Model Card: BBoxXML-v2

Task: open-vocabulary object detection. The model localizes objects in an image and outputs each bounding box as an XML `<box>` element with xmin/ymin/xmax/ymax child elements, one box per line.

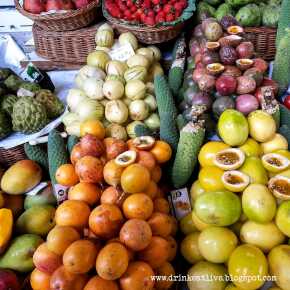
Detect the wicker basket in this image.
<box><xmin>15</xmin><ymin>0</ymin><xmax>100</xmax><ymax>31</ymax></box>
<box><xmin>0</xmin><ymin>145</ymin><xmax>27</xmax><ymax>167</ymax></box>
<box><xmin>244</xmin><ymin>27</ymin><xmax>277</xmax><ymax>61</ymax></box>
<box><xmin>33</xmin><ymin>23</ymin><xmax>99</xmax><ymax>64</ymax></box>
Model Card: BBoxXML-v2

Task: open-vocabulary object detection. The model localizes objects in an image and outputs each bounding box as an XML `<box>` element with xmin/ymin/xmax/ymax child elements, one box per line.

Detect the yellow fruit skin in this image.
<box><xmin>198</xmin><ymin>142</ymin><xmax>229</xmax><ymax>167</ymax></box>
<box><xmin>198</xmin><ymin>166</ymin><xmax>225</xmax><ymax>191</ymax></box>
<box><xmin>180</xmin><ymin>232</ymin><xmax>203</xmax><ymax>264</ymax></box>
<box><xmin>0</xmin><ymin>208</ymin><xmax>13</xmax><ymax>254</ymax></box>
<box><xmin>191</xmin><ymin>211</ymin><xmax>211</xmax><ymax>231</ymax></box>
<box><xmin>278</xmin><ymin>169</ymin><xmax>290</xmax><ymax>178</ymax></box>
<box><xmin>261</xmin><ymin>134</ymin><xmax>288</xmax><ymax>154</ymax></box>
<box><xmin>239</xmin><ymin>138</ymin><xmax>262</xmax><ymax>157</ymax></box>
<box><xmin>190</xmin><ymin>181</ymin><xmax>205</xmax><ymax>204</ymax></box>
<box><xmin>275</xmin><ymin>150</ymin><xmax>290</xmax><ymax>160</ymax></box>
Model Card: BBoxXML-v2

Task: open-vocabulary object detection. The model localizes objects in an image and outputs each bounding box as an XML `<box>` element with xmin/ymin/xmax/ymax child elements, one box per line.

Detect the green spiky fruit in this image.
<box><xmin>1</xmin><ymin>94</ymin><xmax>18</xmax><ymax>115</ymax></box>
<box><xmin>0</xmin><ymin>68</ymin><xmax>13</xmax><ymax>81</ymax></box>
<box><xmin>4</xmin><ymin>75</ymin><xmax>23</xmax><ymax>92</ymax></box>
<box><xmin>12</xmin><ymin>97</ymin><xmax>48</xmax><ymax>133</ymax></box>
<box><xmin>276</xmin><ymin>0</ymin><xmax>290</xmax><ymax>46</ymax></box>
<box><xmin>0</xmin><ymin>111</ymin><xmax>12</xmax><ymax>140</ymax></box>
<box><xmin>35</xmin><ymin>90</ymin><xmax>64</xmax><ymax>119</ymax></box>
<box><xmin>20</xmin><ymin>82</ymin><xmax>42</xmax><ymax>93</ymax></box>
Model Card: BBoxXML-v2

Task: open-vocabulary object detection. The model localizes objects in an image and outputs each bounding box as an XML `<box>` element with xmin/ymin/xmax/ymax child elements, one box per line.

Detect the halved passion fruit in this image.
<box><xmin>218</xmin><ymin>35</ymin><xmax>243</xmax><ymax>47</ymax></box>
<box><xmin>268</xmin><ymin>175</ymin><xmax>290</xmax><ymax>200</ymax></box>
<box><xmin>236</xmin><ymin>59</ymin><xmax>254</xmax><ymax>71</ymax></box>
<box><xmin>206</xmin><ymin>63</ymin><xmax>225</xmax><ymax>76</ymax></box>
<box><xmin>132</xmin><ymin>136</ymin><xmax>155</xmax><ymax>150</ymax></box>
<box><xmin>115</xmin><ymin>150</ymin><xmax>137</xmax><ymax>167</ymax></box>
<box><xmin>222</xmin><ymin>170</ymin><xmax>250</xmax><ymax>192</ymax></box>
<box><xmin>206</xmin><ymin>42</ymin><xmax>220</xmax><ymax>51</ymax></box>
<box><xmin>227</xmin><ymin>26</ymin><xmax>244</xmax><ymax>35</ymax></box>
<box><xmin>262</xmin><ymin>153</ymin><xmax>290</xmax><ymax>173</ymax></box>
<box><xmin>214</xmin><ymin>148</ymin><xmax>245</xmax><ymax>170</ymax></box>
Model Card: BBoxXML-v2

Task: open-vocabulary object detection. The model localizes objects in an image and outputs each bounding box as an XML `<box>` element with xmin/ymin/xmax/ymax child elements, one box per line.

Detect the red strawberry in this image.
<box><xmin>155</xmin><ymin>13</ymin><xmax>165</xmax><ymax>23</ymax></box>
<box><xmin>143</xmin><ymin>0</ymin><xmax>151</xmax><ymax>8</ymax></box>
<box><xmin>163</xmin><ymin>4</ymin><xmax>174</xmax><ymax>14</ymax></box>
<box><xmin>152</xmin><ymin>0</ymin><xmax>160</xmax><ymax>4</ymax></box>
<box><xmin>144</xmin><ymin>16</ymin><xmax>155</xmax><ymax>26</ymax></box>
<box><xmin>130</xmin><ymin>5</ymin><xmax>137</xmax><ymax>12</ymax></box>
<box><xmin>165</xmin><ymin>12</ymin><xmax>174</xmax><ymax>22</ymax></box>
<box><xmin>174</xmin><ymin>2</ymin><xmax>183</xmax><ymax>11</ymax></box>
<box><xmin>147</xmin><ymin>9</ymin><xmax>155</xmax><ymax>17</ymax></box>
<box><xmin>153</xmin><ymin>4</ymin><xmax>162</xmax><ymax>12</ymax></box>
<box><xmin>140</xmin><ymin>12</ymin><xmax>147</xmax><ymax>23</ymax></box>
<box><xmin>126</xmin><ymin>0</ymin><xmax>133</xmax><ymax>7</ymax></box>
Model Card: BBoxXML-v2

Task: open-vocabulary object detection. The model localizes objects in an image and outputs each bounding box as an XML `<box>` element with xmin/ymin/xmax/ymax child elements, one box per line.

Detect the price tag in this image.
<box><xmin>109</xmin><ymin>43</ymin><xmax>135</xmax><ymax>62</ymax></box>
<box><xmin>168</xmin><ymin>188</ymin><xmax>192</xmax><ymax>220</ymax></box>
<box><xmin>53</xmin><ymin>184</ymin><xmax>69</xmax><ymax>204</ymax></box>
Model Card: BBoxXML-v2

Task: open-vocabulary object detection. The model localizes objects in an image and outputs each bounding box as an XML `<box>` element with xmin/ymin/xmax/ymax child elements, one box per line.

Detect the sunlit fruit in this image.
<box><xmin>262</xmin><ymin>153</ymin><xmax>289</xmax><ymax>173</ymax></box>
<box><xmin>261</xmin><ymin>133</ymin><xmax>288</xmax><ymax>154</ymax></box>
<box><xmin>68</xmin><ymin>182</ymin><xmax>101</xmax><ymax>206</ymax></box>
<box><xmin>89</xmin><ymin>204</ymin><xmax>124</xmax><ymax>239</ymax></box>
<box><xmin>181</xmin><ymin>232</ymin><xmax>203</xmax><ymax>264</ymax></box>
<box><xmin>84</xmin><ymin>276</ymin><xmax>119</xmax><ymax>290</ymax></box>
<box><xmin>240</xmin><ymin>221</ymin><xmax>285</xmax><ymax>252</ymax></box>
<box><xmin>148</xmin><ymin>212</ymin><xmax>172</xmax><ymax>238</ymax></box>
<box><xmin>115</xmin><ymin>150</ymin><xmax>137</xmax><ymax>167</ymax></box>
<box><xmin>214</xmin><ymin>148</ymin><xmax>245</xmax><ymax>170</ymax></box>
<box><xmin>190</xmin><ymin>180</ymin><xmax>205</xmax><ymax>204</ymax></box>
<box><xmin>198</xmin><ymin>226</ymin><xmax>238</xmax><ymax>263</ymax></box>
<box><xmin>154</xmin><ymin>262</ymin><xmax>175</xmax><ymax>289</ymax></box>
<box><xmin>242</xmin><ymin>184</ymin><xmax>276</xmax><ymax>223</ymax></box>
<box><xmin>96</xmin><ymin>242</ymin><xmax>129</xmax><ymax>280</ymax></box>
<box><xmin>222</xmin><ymin>170</ymin><xmax>250</xmax><ymax>192</ymax></box>
<box><xmin>198</xmin><ymin>166</ymin><xmax>225</xmax><ymax>191</ymax></box>
<box><xmin>55</xmin><ymin>164</ymin><xmax>79</xmax><ymax>187</ymax></box>
<box><xmin>268</xmin><ymin>175</ymin><xmax>290</xmax><ymax>200</ymax></box>
<box><xmin>63</xmin><ymin>240</ymin><xmax>99</xmax><ymax>274</ymax></box>
<box><xmin>153</xmin><ymin>198</ymin><xmax>170</xmax><ymax>214</ymax></box>
<box><xmin>119</xmin><ymin>219</ymin><xmax>152</xmax><ymax>251</ymax></box>
<box><xmin>150</xmin><ymin>141</ymin><xmax>172</xmax><ymax>164</ymax></box>
<box><xmin>198</xmin><ymin>141</ymin><xmax>230</xmax><ymax>167</ymax></box>
<box><xmin>133</xmin><ymin>136</ymin><xmax>155</xmax><ymax>150</ymax></box>
<box><xmin>121</xmin><ymin>164</ymin><xmax>150</xmax><ymax>193</ymax></box>
<box><xmin>239</xmin><ymin>138</ymin><xmax>262</xmax><ymax>157</ymax></box>
<box><xmin>30</xmin><ymin>268</ymin><xmax>51</xmax><ymax>290</ymax></box>
<box><xmin>80</xmin><ymin>119</ymin><xmax>105</xmax><ymax>139</ymax></box>
<box><xmin>180</xmin><ymin>213</ymin><xmax>197</xmax><ymax>235</ymax></box>
<box><xmin>275</xmin><ymin>149</ymin><xmax>290</xmax><ymax>160</ymax></box>
<box><xmin>55</xmin><ymin>200</ymin><xmax>90</xmax><ymax>229</ymax></box>
<box><xmin>103</xmin><ymin>160</ymin><xmax>124</xmax><ymax>186</ymax></box>
<box><xmin>275</xmin><ymin>201</ymin><xmax>290</xmax><ymax>237</ymax></box>
<box><xmin>228</xmin><ymin>244</ymin><xmax>268</xmax><ymax>290</ymax></box>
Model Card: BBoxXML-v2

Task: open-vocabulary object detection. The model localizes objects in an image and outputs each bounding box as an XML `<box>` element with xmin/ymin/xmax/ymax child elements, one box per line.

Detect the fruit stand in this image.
<box><xmin>0</xmin><ymin>0</ymin><xmax>290</xmax><ymax>290</ymax></box>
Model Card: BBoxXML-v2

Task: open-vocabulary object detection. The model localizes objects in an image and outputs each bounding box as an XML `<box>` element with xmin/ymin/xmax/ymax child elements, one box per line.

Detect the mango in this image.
<box><xmin>0</xmin><ymin>208</ymin><xmax>13</xmax><ymax>254</ymax></box>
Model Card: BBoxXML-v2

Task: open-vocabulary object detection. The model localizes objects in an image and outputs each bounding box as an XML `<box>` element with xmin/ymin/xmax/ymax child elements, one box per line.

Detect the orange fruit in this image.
<box><xmin>30</xmin><ymin>268</ymin><xmax>51</xmax><ymax>290</ymax></box>
<box><xmin>55</xmin><ymin>200</ymin><xmax>90</xmax><ymax>229</ymax></box>
<box><xmin>104</xmin><ymin>137</ymin><xmax>128</xmax><ymax>160</ymax></box>
<box><xmin>63</xmin><ymin>240</ymin><xmax>99</xmax><ymax>274</ymax></box>
<box><xmin>169</xmin><ymin>216</ymin><xmax>178</xmax><ymax>236</ymax></box>
<box><xmin>89</xmin><ymin>204</ymin><xmax>124</xmax><ymax>239</ymax></box>
<box><xmin>151</xmin><ymin>166</ymin><xmax>162</xmax><ymax>183</ymax></box>
<box><xmin>138</xmin><ymin>236</ymin><xmax>170</xmax><ymax>269</ymax></box>
<box><xmin>68</xmin><ymin>182</ymin><xmax>101</xmax><ymax>206</ymax></box>
<box><xmin>123</xmin><ymin>193</ymin><xmax>153</xmax><ymax>220</ymax></box>
<box><xmin>144</xmin><ymin>180</ymin><xmax>158</xmax><ymax>199</ymax></box>
<box><xmin>121</xmin><ymin>164</ymin><xmax>150</xmax><ymax>194</ymax></box>
<box><xmin>155</xmin><ymin>262</ymin><xmax>175</xmax><ymax>289</ymax></box>
<box><xmin>100</xmin><ymin>186</ymin><xmax>128</xmax><ymax>207</ymax></box>
<box><xmin>166</xmin><ymin>236</ymin><xmax>177</xmax><ymax>261</ymax></box>
<box><xmin>80</xmin><ymin>120</ymin><xmax>105</xmax><ymax>139</ymax></box>
<box><xmin>47</xmin><ymin>226</ymin><xmax>80</xmax><ymax>255</ymax></box>
<box><xmin>103</xmin><ymin>160</ymin><xmax>124</xmax><ymax>187</ymax></box>
<box><xmin>55</xmin><ymin>164</ymin><xmax>79</xmax><ymax>187</ymax></box>
<box><xmin>127</xmin><ymin>139</ymin><xmax>139</xmax><ymax>152</ymax></box>
<box><xmin>153</xmin><ymin>198</ymin><xmax>170</xmax><ymax>214</ymax></box>
<box><xmin>137</xmin><ymin>151</ymin><xmax>156</xmax><ymax>170</ymax></box>
<box><xmin>120</xmin><ymin>261</ymin><xmax>154</xmax><ymax>290</ymax></box>
<box><xmin>150</xmin><ymin>141</ymin><xmax>172</xmax><ymax>164</ymax></box>
<box><xmin>148</xmin><ymin>212</ymin><xmax>172</xmax><ymax>238</ymax></box>
<box><xmin>70</xmin><ymin>143</ymin><xmax>85</xmax><ymax>166</ymax></box>
<box><xmin>84</xmin><ymin>276</ymin><xmax>119</xmax><ymax>290</ymax></box>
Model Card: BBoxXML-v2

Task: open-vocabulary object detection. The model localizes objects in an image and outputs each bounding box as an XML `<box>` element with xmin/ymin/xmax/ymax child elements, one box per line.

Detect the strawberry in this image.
<box><xmin>152</xmin><ymin>0</ymin><xmax>160</xmax><ymax>4</ymax></box>
<box><xmin>144</xmin><ymin>16</ymin><xmax>155</xmax><ymax>26</ymax></box>
<box><xmin>155</xmin><ymin>13</ymin><xmax>165</xmax><ymax>23</ymax></box>
<box><xmin>163</xmin><ymin>4</ymin><xmax>174</xmax><ymax>14</ymax></box>
<box><xmin>119</xmin><ymin>3</ymin><xmax>127</xmax><ymax>11</ymax></box>
<box><xmin>130</xmin><ymin>5</ymin><xmax>137</xmax><ymax>12</ymax></box>
<box><xmin>140</xmin><ymin>12</ymin><xmax>147</xmax><ymax>23</ymax></box>
<box><xmin>165</xmin><ymin>12</ymin><xmax>174</xmax><ymax>22</ymax></box>
<box><xmin>174</xmin><ymin>2</ymin><xmax>183</xmax><ymax>11</ymax></box>
<box><xmin>153</xmin><ymin>4</ymin><xmax>162</xmax><ymax>13</ymax></box>
<box><xmin>143</xmin><ymin>0</ymin><xmax>151</xmax><ymax>8</ymax></box>
<box><xmin>126</xmin><ymin>0</ymin><xmax>133</xmax><ymax>7</ymax></box>
<box><xmin>147</xmin><ymin>9</ymin><xmax>155</xmax><ymax>17</ymax></box>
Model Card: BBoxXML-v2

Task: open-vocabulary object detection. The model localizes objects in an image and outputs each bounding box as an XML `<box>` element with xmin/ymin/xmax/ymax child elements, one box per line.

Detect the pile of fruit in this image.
<box><xmin>0</xmin><ymin>69</ymin><xmax>64</xmax><ymax>139</ymax></box>
<box><xmin>105</xmin><ymin>0</ymin><xmax>188</xmax><ymax>25</ymax></box>
<box><xmin>197</xmin><ymin>0</ymin><xmax>282</xmax><ymax>28</ymax></box>
<box><xmin>179</xmin><ymin>108</ymin><xmax>290</xmax><ymax>290</ymax></box>
<box><xmin>23</xmin><ymin>0</ymin><xmax>95</xmax><ymax>14</ymax></box>
<box><xmin>63</xmin><ymin>23</ymin><xmax>163</xmax><ymax>140</ymax></box>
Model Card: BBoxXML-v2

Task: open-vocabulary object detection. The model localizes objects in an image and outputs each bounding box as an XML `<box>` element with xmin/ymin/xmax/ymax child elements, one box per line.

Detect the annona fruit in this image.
<box><xmin>0</xmin><ymin>111</ymin><xmax>12</xmax><ymax>140</ymax></box>
<box><xmin>19</xmin><ymin>82</ymin><xmax>41</xmax><ymax>94</ymax></box>
<box><xmin>218</xmin><ymin>109</ymin><xmax>249</xmax><ymax>146</ymax></box>
<box><xmin>12</xmin><ymin>97</ymin><xmax>48</xmax><ymax>133</ymax></box>
<box><xmin>4</xmin><ymin>75</ymin><xmax>22</xmax><ymax>92</ymax></box>
<box><xmin>1</xmin><ymin>95</ymin><xmax>18</xmax><ymax>116</ymax></box>
<box><xmin>0</xmin><ymin>68</ymin><xmax>12</xmax><ymax>81</ymax></box>
<box><xmin>35</xmin><ymin>90</ymin><xmax>64</xmax><ymax>119</ymax></box>
<box><xmin>194</xmin><ymin>191</ymin><xmax>241</xmax><ymax>226</ymax></box>
<box><xmin>275</xmin><ymin>201</ymin><xmax>290</xmax><ymax>237</ymax></box>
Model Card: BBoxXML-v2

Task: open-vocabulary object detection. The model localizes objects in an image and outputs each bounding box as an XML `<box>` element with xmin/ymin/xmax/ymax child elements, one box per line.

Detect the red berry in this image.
<box><xmin>165</xmin><ymin>13</ymin><xmax>174</xmax><ymax>22</ymax></box>
<box><xmin>163</xmin><ymin>4</ymin><xmax>174</xmax><ymax>14</ymax></box>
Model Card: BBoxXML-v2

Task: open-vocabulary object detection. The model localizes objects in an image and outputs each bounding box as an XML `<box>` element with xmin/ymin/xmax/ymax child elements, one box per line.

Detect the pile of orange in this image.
<box><xmin>31</xmin><ymin>132</ymin><xmax>176</xmax><ymax>290</ymax></box>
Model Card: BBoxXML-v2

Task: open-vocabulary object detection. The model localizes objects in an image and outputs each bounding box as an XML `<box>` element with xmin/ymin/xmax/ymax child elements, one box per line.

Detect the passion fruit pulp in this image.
<box><xmin>206</xmin><ymin>41</ymin><xmax>220</xmax><ymax>51</ymax></box>
<box><xmin>227</xmin><ymin>25</ymin><xmax>244</xmax><ymax>35</ymax></box>
<box><xmin>115</xmin><ymin>150</ymin><xmax>137</xmax><ymax>167</ymax></box>
<box><xmin>236</xmin><ymin>59</ymin><xmax>254</xmax><ymax>71</ymax></box>
<box><xmin>268</xmin><ymin>175</ymin><xmax>290</xmax><ymax>200</ymax></box>
<box><xmin>132</xmin><ymin>136</ymin><xmax>155</xmax><ymax>150</ymax></box>
<box><xmin>214</xmin><ymin>148</ymin><xmax>245</xmax><ymax>170</ymax></box>
<box><xmin>206</xmin><ymin>63</ymin><xmax>225</xmax><ymax>76</ymax></box>
<box><xmin>222</xmin><ymin>170</ymin><xmax>250</xmax><ymax>192</ymax></box>
<box><xmin>262</xmin><ymin>153</ymin><xmax>290</xmax><ymax>173</ymax></box>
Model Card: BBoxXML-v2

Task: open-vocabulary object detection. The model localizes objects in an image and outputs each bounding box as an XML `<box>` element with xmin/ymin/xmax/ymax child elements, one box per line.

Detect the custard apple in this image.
<box><xmin>12</xmin><ymin>97</ymin><xmax>48</xmax><ymax>133</ymax></box>
<box><xmin>20</xmin><ymin>82</ymin><xmax>42</xmax><ymax>93</ymax></box>
<box><xmin>0</xmin><ymin>68</ymin><xmax>13</xmax><ymax>81</ymax></box>
<box><xmin>1</xmin><ymin>94</ymin><xmax>18</xmax><ymax>115</ymax></box>
<box><xmin>4</xmin><ymin>75</ymin><xmax>23</xmax><ymax>92</ymax></box>
<box><xmin>0</xmin><ymin>111</ymin><xmax>12</xmax><ymax>140</ymax></box>
<box><xmin>35</xmin><ymin>89</ymin><xmax>64</xmax><ymax>119</ymax></box>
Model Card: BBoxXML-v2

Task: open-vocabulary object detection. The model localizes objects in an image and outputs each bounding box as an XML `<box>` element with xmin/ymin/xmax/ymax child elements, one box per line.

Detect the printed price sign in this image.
<box><xmin>168</xmin><ymin>188</ymin><xmax>192</xmax><ymax>220</ymax></box>
<box><xmin>109</xmin><ymin>43</ymin><xmax>135</xmax><ymax>62</ymax></box>
<box><xmin>53</xmin><ymin>184</ymin><xmax>69</xmax><ymax>205</ymax></box>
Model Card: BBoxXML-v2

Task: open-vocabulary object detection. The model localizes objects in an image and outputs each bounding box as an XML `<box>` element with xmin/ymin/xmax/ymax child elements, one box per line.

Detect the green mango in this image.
<box><xmin>0</xmin><ymin>234</ymin><xmax>43</xmax><ymax>272</ymax></box>
<box><xmin>16</xmin><ymin>205</ymin><xmax>55</xmax><ymax>236</ymax></box>
<box><xmin>24</xmin><ymin>186</ymin><xmax>56</xmax><ymax>210</ymax></box>
<box><xmin>235</xmin><ymin>4</ymin><xmax>262</xmax><ymax>27</ymax></box>
<box><xmin>215</xmin><ymin>3</ymin><xmax>235</xmax><ymax>20</ymax></box>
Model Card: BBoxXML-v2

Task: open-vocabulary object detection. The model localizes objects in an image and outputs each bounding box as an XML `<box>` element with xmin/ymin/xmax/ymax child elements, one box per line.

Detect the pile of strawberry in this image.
<box><xmin>105</xmin><ymin>0</ymin><xmax>188</xmax><ymax>26</ymax></box>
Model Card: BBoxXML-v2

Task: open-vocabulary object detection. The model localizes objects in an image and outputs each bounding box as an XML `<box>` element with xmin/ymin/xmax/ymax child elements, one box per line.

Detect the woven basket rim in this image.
<box><xmin>244</xmin><ymin>26</ymin><xmax>277</xmax><ymax>33</ymax></box>
<box><xmin>15</xmin><ymin>0</ymin><xmax>100</xmax><ymax>21</ymax></box>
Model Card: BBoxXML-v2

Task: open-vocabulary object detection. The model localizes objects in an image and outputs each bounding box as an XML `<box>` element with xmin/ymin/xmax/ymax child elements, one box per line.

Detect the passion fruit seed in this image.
<box><xmin>227</xmin><ymin>26</ymin><xmax>244</xmax><ymax>35</ymax></box>
<box><xmin>262</xmin><ymin>153</ymin><xmax>290</xmax><ymax>173</ymax></box>
<box><xmin>115</xmin><ymin>150</ymin><xmax>137</xmax><ymax>167</ymax></box>
<box><xmin>132</xmin><ymin>136</ymin><xmax>155</xmax><ymax>150</ymax></box>
<box><xmin>222</xmin><ymin>170</ymin><xmax>250</xmax><ymax>192</ymax></box>
<box><xmin>206</xmin><ymin>63</ymin><xmax>225</xmax><ymax>75</ymax></box>
<box><xmin>236</xmin><ymin>59</ymin><xmax>254</xmax><ymax>70</ymax></box>
<box><xmin>268</xmin><ymin>176</ymin><xmax>290</xmax><ymax>200</ymax></box>
<box><xmin>214</xmin><ymin>148</ymin><xmax>245</xmax><ymax>170</ymax></box>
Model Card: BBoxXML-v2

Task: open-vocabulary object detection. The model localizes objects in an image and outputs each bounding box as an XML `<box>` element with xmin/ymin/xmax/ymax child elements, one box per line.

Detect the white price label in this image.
<box><xmin>109</xmin><ymin>43</ymin><xmax>135</xmax><ymax>62</ymax></box>
<box><xmin>168</xmin><ymin>188</ymin><xmax>192</xmax><ymax>220</ymax></box>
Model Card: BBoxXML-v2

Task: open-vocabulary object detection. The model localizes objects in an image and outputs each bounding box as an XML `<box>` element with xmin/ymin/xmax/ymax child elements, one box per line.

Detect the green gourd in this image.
<box><xmin>67</xmin><ymin>135</ymin><xmax>79</xmax><ymax>154</ymax></box>
<box><xmin>24</xmin><ymin>143</ymin><xmax>49</xmax><ymax>172</ymax></box>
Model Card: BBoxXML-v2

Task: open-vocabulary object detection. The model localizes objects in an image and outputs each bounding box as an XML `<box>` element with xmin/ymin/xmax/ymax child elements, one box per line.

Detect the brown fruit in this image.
<box><xmin>33</xmin><ymin>243</ymin><xmax>62</xmax><ymax>274</ymax></box>
<box><xmin>100</xmin><ymin>186</ymin><xmax>128</xmax><ymax>207</ymax></box>
<box><xmin>166</xmin><ymin>236</ymin><xmax>177</xmax><ymax>261</ymax></box>
<box><xmin>55</xmin><ymin>200</ymin><xmax>90</xmax><ymax>229</ymax></box>
<box><xmin>68</xmin><ymin>182</ymin><xmax>101</xmax><ymax>206</ymax></box>
<box><xmin>137</xmin><ymin>151</ymin><xmax>156</xmax><ymax>171</ymax></box>
<box><xmin>70</xmin><ymin>143</ymin><xmax>85</xmax><ymax>166</ymax></box>
<box><xmin>84</xmin><ymin>276</ymin><xmax>119</xmax><ymax>290</ymax></box>
<box><xmin>122</xmin><ymin>193</ymin><xmax>153</xmax><ymax>220</ymax></box>
<box><xmin>75</xmin><ymin>156</ymin><xmax>104</xmax><ymax>183</ymax></box>
<box><xmin>30</xmin><ymin>268</ymin><xmax>51</xmax><ymax>290</ymax></box>
<box><xmin>119</xmin><ymin>261</ymin><xmax>155</xmax><ymax>290</ymax></box>
<box><xmin>120</xmin><ymin>219</ymin><xmax>152</xmax><ymax>251</ymax></box>
<box><xmin>153</xmin><ymin>198</ymin><xmax>170</xmax><ymax>214</ymax></box>
<box><xmin>80</xmin><ymin>134</ymin><xmax>105</xmax><ymax>157</ymax></box>
<box><xmin>155</xmin><ymin>262</ymin><xmax>175</xmax><ymax>289</ymax></box>
<box><xmin>219</xmin><ymin>46</ymin><xmax>238</xmax><ymax>65</ymax></box>
<box><xmin>89</xmin><ymin>204</ymin><xmax>124</xmax><ymax>239</ymax></box>
<box><xmin>96</xmin><ymin>243</ymin><xmax>129</xmax><ymax>280</ymax></box>
<box><xmin>148</xmin><ymin>213</ymin><xmax>172</xmax><ymax>238</ymax></box>
<box><xmin>103</xmin><ymin>160</ymin><xmax>124</xmax><ymax>187</ymax></box>
<box><xmin>138</xmin><ymin>236</ymin><xmax>170</xmax><ymax>269</ymax></box>
<box><xmin>104</xmin><ymin>137</ymin><xmax>127</xmax><ymax>160</ymax></box>
<box><xmin>47</xmin><ymin>226</ymin><xmax>81</xmax><ymax>255</ymax></box>
<box><xmin>63</xmin><ymin>240</ymin><xmax>99</xmax><ymax>274</ymax></box>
